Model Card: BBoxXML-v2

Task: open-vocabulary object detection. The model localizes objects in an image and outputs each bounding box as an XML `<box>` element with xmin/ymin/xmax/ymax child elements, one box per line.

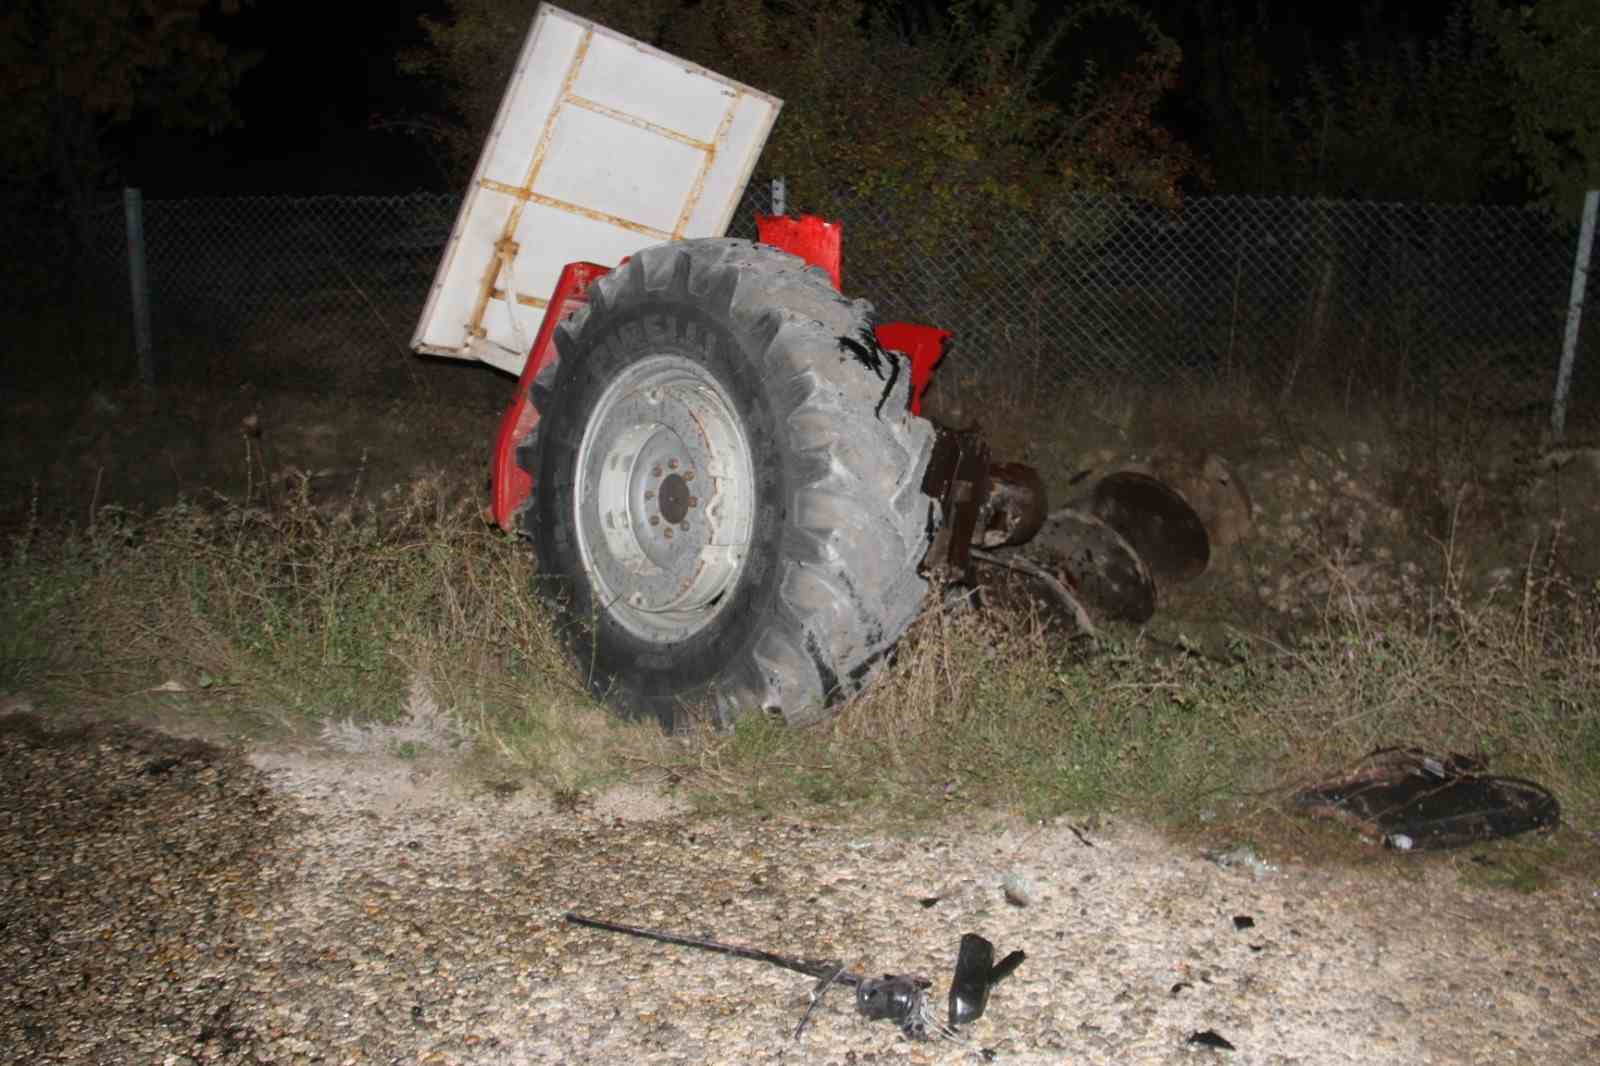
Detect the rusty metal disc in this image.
<box><xmin>1090</xmin><ymin>471</ymin><xmax>1210</xmax><ymax>585</ymax></box>
<box><xmin>1025</xmin><ymin>508</ymin><xmax>1155</xmax><ymax>623</ymax></box>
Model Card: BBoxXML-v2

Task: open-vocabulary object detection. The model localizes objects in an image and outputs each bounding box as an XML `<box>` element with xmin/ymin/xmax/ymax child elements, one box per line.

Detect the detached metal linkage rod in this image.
<box><xmin>563</xmin><ymin>911</ymin><xmax>859</xmax><ymax>985</ymax></box>
<box><xmin>563</xmin><ymin>912</ymin><xmax>942</xmax><ymax>1042</ymax></box>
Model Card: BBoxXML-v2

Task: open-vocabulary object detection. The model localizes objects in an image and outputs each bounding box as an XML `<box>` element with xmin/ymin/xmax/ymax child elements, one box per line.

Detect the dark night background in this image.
<box><xmin>121</xmin><ymin>2</ymin><xmax>450</xmax><ymax>195</ymax></box>
<box><xmin>120</xmin><ymin>0</ymin><xmax>1470</xmax><ymax>198</ymax></box>
<box><xmin>119</xmin><ymin>1</ymin><xmax>451</xmax><ymax>195</ymax></box>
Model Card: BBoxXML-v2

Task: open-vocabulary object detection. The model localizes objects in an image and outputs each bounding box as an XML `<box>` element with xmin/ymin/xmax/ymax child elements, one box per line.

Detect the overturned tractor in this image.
<box><xmin>411</xmin><ymin>4</ymin><xmax>1219</xmax><ymax>729</ymax></box>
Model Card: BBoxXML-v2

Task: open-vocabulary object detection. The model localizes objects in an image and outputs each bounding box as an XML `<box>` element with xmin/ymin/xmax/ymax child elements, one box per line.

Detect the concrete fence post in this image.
<box><xmin>124</xmin><ymin>187</ymin><xmax>156</xmax><ymax>385</ymax></box>
<box><xmin>1552</xmin><ymin>189</ymin><xmax>1599</xmax><ymax>440</ymax></box>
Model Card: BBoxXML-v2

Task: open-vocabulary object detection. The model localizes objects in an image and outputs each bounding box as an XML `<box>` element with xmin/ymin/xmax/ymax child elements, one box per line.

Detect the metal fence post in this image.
<box><xmin>1552</xmin><ymin>189</ymin><xmax>1599</xmax><ymax>440</ymax></box>
<box><xmin>771</xmin><ymin>177</ymin><xmax>786</xmax><ymax>218</ymax></box>
<box><xmin>124</xmin><ymin>187</ymin><xmax>155</xmax><ymax>385</ymax></box>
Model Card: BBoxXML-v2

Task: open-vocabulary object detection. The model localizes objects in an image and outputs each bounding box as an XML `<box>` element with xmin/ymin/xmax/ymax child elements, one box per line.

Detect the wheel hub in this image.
<box><xmin>574</xmin><ymin>356</ymin><xmax>756</xmax><ymax>642</ymax></box>
<box><xmin>657</xmin><ymin>472</ymin><xmax>691</xmax><ymax>525</ymax></box>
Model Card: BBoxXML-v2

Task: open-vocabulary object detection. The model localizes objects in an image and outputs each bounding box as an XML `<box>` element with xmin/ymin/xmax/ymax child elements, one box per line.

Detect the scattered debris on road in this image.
<box><xmin>564</xmin><ymin>912</ymin><xmax>1023</xmax><ymax>1049</ymax></box>
<box><xmin>1293</xmin><ymin>747</ymin><xmax>1561</xmax><ymax>850</ymax></box>
<box><xmin>1187</xmin><ymin>1028</ymin><xmax>1237</xmax><ymax>1051</ymax></box>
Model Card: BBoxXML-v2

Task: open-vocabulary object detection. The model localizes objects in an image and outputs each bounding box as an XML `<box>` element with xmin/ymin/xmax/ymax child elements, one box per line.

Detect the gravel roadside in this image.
<box><xmin>3</xmin><ymin>712</ymin><xmax>1598</xmax><ymax>1065</ymax></box>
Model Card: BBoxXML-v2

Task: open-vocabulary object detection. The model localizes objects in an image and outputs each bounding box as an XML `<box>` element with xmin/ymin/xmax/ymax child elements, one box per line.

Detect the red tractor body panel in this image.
<box><xmin>874</xmin><ymin>321</ymin><xmax>951</xmax><ymax>416</ymax></box>
<box><xmin>489</xmin><ymin>260</ymin><xmax>610</xmax><ymax>531</ymax></box>
<box><xmin>756</xmin><ymin>214</ymin><xmax>843</xmax><ymax>289</ymax></box>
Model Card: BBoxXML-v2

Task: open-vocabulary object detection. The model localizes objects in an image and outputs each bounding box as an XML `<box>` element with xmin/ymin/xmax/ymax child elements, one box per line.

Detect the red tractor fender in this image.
<box><xmin>489</xmin><ymin>219</ymin><xmax>950</xmax><ymax>532</ymax></box>
<box><xmin>489</xmin><ymin>260</ymin><xmax>610</xmax><ymax>531</ymax></box>
<box><xmin>874</xmin><ymin>321</ymin><xmax>951</xmax><ymax>417</ymax></box>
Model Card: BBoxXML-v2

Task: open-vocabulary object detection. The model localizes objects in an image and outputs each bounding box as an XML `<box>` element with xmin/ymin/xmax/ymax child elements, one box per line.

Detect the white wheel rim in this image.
<box><xmin>573</xmin><ymin>355</ymin><xmax>756</xmax><ymax>642</ymax></box>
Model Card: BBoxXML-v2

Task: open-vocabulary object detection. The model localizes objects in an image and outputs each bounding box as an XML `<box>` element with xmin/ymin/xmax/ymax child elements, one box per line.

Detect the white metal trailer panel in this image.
<box><xmin>410</xmin><ymin>4</ymin><xmax>782</xmax><ymax>375</ymax></box>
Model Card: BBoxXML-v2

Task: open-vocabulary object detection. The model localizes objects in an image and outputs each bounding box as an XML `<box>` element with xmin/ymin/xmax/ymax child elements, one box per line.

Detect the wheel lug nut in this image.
<box><xmin>663</xmin><ymin>527</ymin><xmax>674</xmax><ymax>539</ymax></box>
<box><xmin>652</xmin><ymin>465</ymin><xmax>663</xmax><ymax>478</ymax></box>
<box><xmin>644</xmin><ymin>489</ymin><xmax>655</xmax><ymax>500</ymax></box>
<box><xmin>688</xmin><ymin>496</ymin><xmax>699</xmax><ymax>508</ymax></box>
<box><xmin>668</xmin><ymin>458</ymin><xmax>679</xmax><ymax>470</ymax></box>
<box><xmin>683</xmin><ymin>470</ymin><xmax>694</xmax><ymax>481</ymax></box>
<box><xmin>649</xmin><ymin>515</ymin><xmax>660</xmax><ymax>527</ymax></box>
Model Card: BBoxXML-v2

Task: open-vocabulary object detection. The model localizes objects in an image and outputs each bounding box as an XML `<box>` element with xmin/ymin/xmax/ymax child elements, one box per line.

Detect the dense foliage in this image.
<box><xmin>1475</xmin><ymin>0</ymin><xmax>1600</xmax><ymax>220</ymax></box>
<box><xmin>399</xmin><ymin>0</ymin><xmax>1197</xmax><ymax>245</ymax></box>
<box><xmin>0</xmin><ymin>1</ymin><xmax>256</xmax><ymax>237</ymax></box>
<box><xmin>1178</xmin><ymin>0</ymin><xmax>1598</xmax><ymax>218</ymax></box>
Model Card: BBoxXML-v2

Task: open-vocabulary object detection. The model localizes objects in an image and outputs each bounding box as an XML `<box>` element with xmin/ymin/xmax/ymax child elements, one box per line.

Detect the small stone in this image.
<box><xmin>1002</xmin><ymin>871</ymin><xmax>1037</xmax><ymax>907</ymax></box>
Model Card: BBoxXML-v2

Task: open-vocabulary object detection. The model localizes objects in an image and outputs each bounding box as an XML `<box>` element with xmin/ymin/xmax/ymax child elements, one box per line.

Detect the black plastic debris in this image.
<box><xmin>1293</xmin><ymin>747</ymin><xmax>1560</xmax><ymax>851</ymax></box>
<box><xmin>564</xmin><ymin>912</ymin><xmax>1022</xmax><ymax>1045</ymax></box>
<box><xmin>1231</xmin><ymin>915</ymin><xmax>1254</xmax><ymax>930</ymax></box>
<box><xmin>947</xmin><ymin>933</ymin><xmax>1027</xmax><ymax>1027</ymax></box>
<box><xmin>1187</xmin><ymin>1029</ymin><xmax>1236</xmax><ymax>1051</ymax></box>
<box><xmin>854</xmin><ymin>973</ymin><xmax>931</xmax><ymax>1025</ymax></box>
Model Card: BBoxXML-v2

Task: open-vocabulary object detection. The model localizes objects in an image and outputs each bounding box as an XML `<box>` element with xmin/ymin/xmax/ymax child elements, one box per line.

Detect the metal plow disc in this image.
<box><xmin>1090</xmin><ymin>470</ymin><xmax>1211</xmax><ymax>586</ymax></box>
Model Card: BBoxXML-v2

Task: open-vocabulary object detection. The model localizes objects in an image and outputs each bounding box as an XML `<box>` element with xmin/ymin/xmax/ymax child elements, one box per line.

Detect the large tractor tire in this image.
<box><xmin>517</xmin><ymin>239</ymin><xmax>936</xmax><ymax>729</ymax></box>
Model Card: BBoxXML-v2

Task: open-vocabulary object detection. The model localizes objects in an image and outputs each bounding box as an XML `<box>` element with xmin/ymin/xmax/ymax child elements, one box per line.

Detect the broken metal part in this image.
<box><xmin>978</xmin><ymin>462</ymin><xmax>1046</xmax><ymax>548</ymax></box>
<box><xmin>794</xmin><ymin>963</ymin><xmax>848</xmax><ymax>1040</ymax></box>
<box><xmin>1292</xmin><ymin>747</ymin><xmax>1560</xmax><ymax>851</ymax></box>
<box><xmin>920</xmin><ymin>427</ymin><xmax>992</xmax><ymax>584</ymax></box>
<box><xmin>971</xmin><ymin>548</ymin><xmax>1096</xmax><ymax>636</ymax></box>
<box><xmin>564</xmin><ymin>911</ymin><xmax>857</xmax><ymax>986</ymax></box>
<box><xmin>948</xmin><ymin>934</ymin><xmax>1027</xmax><ymax>1028</ymax></box>
<box><xmin>564</xmin><ymin>912</ymin><xmax>937</xmax><ymax>1040</ymax></box>
<box><xmin>919</xmin><ymin>427</ymin><xmax>1047</xmax><ymax>582</ymax></box>
<box><xmin>856</xmin><ymin>973</ymin><xmax>931</xmax><ymax>1025</ymax></box>
<box><xmin>1090</xmin><ymin>471</ymin><xmax>1210</xmax><ymax>586</ymax></box>
<box><xmin>565</xmin><ymin>912</ymin><xmax>1018</xmax><ymax>1047</ymax></box>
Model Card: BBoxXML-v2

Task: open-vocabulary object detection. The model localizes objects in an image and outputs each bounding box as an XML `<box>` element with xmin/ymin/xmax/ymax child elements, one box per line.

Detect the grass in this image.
<box><xmin>655</xmin><ymin>547</ymin><xmax>1599</xmax><ymax>835</ymax></box>
<box><xmin>2</xmin><ymin>365</ymin><xmax>1597</xmax><ymax>884</ymax></box>
<box><xmin>0</xmin><ymin>474</ymin><xmax>670</xmax><ymax>791</ymax></box>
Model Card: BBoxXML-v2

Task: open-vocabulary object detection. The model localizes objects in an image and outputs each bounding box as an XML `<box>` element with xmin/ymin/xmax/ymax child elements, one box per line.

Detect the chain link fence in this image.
<box><xmin>820</xmin><ymin>188</ymin><xmax>1596</xmax><ymax>421</ymax></box>
<box><xmin>9</xmin><ymin>183</ymin><xmax>1595</xmax><ymax>425</ymax></box>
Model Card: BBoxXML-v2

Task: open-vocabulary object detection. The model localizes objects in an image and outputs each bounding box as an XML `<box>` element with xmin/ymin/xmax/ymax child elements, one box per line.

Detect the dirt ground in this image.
<box><xmin>0</xmin><ymin>358</ymin><xmax>505</xmax><ymax>534</ymax></box>
<box><xmin>3</xmin><ymin>702</ymin><xmax>1597</xmax><ymax>1065</ymax></box>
